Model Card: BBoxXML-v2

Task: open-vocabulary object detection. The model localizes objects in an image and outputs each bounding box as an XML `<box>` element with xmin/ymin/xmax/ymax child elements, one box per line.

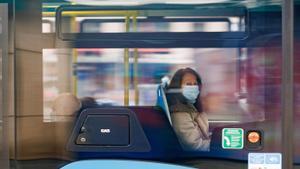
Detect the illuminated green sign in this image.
<box><xmin>222</xmin><ymin>128</ymin><xmax>244</xmax><ymax>149</ymax></box>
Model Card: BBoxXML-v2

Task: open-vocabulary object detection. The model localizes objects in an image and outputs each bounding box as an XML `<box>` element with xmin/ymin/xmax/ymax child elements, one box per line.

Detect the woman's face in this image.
<box><xmin>181</xmin><ymin>73</ymin><xmax>198</xmax><ymax>88</ymax></box>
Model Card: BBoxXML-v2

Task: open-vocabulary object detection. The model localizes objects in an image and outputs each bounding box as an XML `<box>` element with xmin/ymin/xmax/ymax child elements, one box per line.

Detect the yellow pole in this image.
<box><xmin>124</xmin><ymin>15</ymin><xmax>130</xmax><ymax>106</ymax></box>
<box><xmin>132</xmin><ymin>15</ymin><xmax>139</xmax><ymax>105</ymax></box>
<box><xmin>71</xmin><ymin>16</ymin><xmax>78</xmax><ymax>95</ymax></box>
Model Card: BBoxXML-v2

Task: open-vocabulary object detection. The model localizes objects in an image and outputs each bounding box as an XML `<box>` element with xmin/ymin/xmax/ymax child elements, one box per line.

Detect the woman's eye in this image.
<box><xmin>185</xmin><ymin>82</ymin><xmax>197</xmax><ymax>86</ymax></box>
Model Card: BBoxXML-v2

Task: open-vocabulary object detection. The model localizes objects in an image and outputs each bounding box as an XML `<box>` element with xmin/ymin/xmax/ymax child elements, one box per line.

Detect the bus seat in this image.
<box><xmin>156</xmin><ymin>83</ymin><xmax>172</xmax><ymax>126</ymax></box>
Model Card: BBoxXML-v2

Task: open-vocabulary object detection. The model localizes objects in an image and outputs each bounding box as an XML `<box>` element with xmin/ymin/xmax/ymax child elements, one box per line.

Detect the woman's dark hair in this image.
<box><xmin>166</xmin><ymin>68</ymin><xmax>203</xmax><ymax>113</ymax></box>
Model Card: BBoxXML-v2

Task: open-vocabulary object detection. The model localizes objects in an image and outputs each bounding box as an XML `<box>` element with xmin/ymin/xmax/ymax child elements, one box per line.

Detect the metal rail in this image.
<box><xmin>124</xmin><ymin>15</ymin><xmax>130</xmax><ymax>106</ymax></box>
<box><xmin>132</xmin><ymin>15</ymin><xmax>139</xmax><ymax>105</ymax></box>
<box><xmin>281</xmin><ymin>0</ymin><xmax>294</xmax><ymax>168</ymax></box>
<box><xmin>54</xmin><ymin>4</ymin><xmax>248</xmax><ymax>42</ymax></box>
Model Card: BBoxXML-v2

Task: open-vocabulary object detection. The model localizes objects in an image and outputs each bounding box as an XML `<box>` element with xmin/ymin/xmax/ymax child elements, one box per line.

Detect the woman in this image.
<box><xmin>166</xmin><ymin>68</ymin><xmax>210</xmax><ymax>151</ymax></box>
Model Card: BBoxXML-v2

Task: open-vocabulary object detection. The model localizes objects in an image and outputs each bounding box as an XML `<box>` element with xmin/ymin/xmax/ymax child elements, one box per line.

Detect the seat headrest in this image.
<box><xmin>161</xmin><ymin>76</ymin><xmax>170</xmax><ymax>88</ymax></box>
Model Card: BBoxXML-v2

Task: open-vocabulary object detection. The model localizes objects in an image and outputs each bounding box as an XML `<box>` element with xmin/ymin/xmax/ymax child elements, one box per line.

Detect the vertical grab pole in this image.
<box><xmin>124</xmin><ymin>15</ymin><xmax>130</xmax><ymax>106</ymax></box>
<box><xmin>282</xmin><ymin>0</ymin><xmax>294</xmax><ymax>168</ymax></box>
<box><xmin>71</xmin><ymin>16</ymin><xmax>78</xmax><ymax>95</ymax></box>
<box><xmin>133</xmin><ymin>14</ymin><xmax>139</xmax><ymax>105</ymax></box>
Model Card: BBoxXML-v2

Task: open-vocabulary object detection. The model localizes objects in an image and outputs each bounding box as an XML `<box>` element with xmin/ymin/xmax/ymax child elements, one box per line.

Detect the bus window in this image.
<box><xmin>8</xmin><ymin>0</ymin><xmax>296</xmax><ymax>169</ymax></box>
<box><xmin>43</xmin><ymin>47</ymin><xmax>266</xmax><ymax>127</ymax></box>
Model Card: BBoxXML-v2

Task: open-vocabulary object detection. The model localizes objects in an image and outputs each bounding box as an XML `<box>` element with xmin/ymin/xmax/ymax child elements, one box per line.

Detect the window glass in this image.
<box><xmin>294</xmin><ymin>1</ymin><xmax>300</xmax><ymax>168</ymax></box>
<box><xmin>0</xmin><ymin>17</ymin><xmax>2</xmax><ymax>34</ymax></box>
<box><xmin>43</xmin><ymin>47</ymin><xmax>267</xmax><ymax>127</ymax></box>
<box><xmin>13</xmin><ymin>1</ymin><xmax>288</xmax><ymax>168</ymax></box>
<box><xmin>42</xmin><ymin>2</ymin><xmax>246</xmax><ymax>33</ymax></box>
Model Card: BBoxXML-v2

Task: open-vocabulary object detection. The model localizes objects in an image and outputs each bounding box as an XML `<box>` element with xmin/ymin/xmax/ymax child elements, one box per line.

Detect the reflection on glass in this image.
<box><xmin>0</xmin><ymin>17</ymin><xmax>2</xmax><ymax>34</ymax></box>
<box><xmin>43</xmin><ymin>49</ymin><xmax>74</xmax><ymax>122</ymax></box>
<box><xmin>42</xmin><ymin>15</ymin><xmax>240</xmax><ymax>33</ymax></box>
<box><xmin>43</xmin><ymin>48</ymin><xmax>266</xmax><ymax>126</ymax></box>
<box><xmin>166</xmin><ymin>68</ymin><xmax>211</xmax><ymax>151</ymax></box>
<box><xmin>42</xmin><ymin>17</ymin><xmax>55</xmax><ymax>33</ymax></box>
<box><xmin>0</xmin><ymin>49</ymin><xmax>2</xmax><ymax>156</ymax></box>
<box><xmin>42</xmin><ymin>2</ymin><xmax>245</xmax><ymax>33</ymax></box>
<box><xmin>62</xmin><ymin>0</ymin><xmax>230</xmax><ymax>6</ymax></box>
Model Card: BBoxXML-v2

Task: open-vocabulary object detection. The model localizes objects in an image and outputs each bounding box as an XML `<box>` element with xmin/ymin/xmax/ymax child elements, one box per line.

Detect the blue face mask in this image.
<box><xmin>182</xmin><ymin>85</ymin><xmax>200</xmax><ymax>104</ymax></box>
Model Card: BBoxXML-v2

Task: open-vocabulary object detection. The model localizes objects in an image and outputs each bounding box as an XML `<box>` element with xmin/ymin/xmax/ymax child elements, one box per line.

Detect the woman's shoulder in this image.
<box><xmin>170</xmin><ymin>101</ymin><xmax>206</xmax><ymax>115</ymax></box>
<box><xmin>170</xmin><ymin>105</ymin><xmax>195</xmax><ymax>123</ymax></box>
<box><xmin>170</xmin><ymin>102</ymin><xmax>192</xmax><ymax>113</ymax></box>
<box><xmin>170</xmin><ymin>110</ymin><xmax>193</xmax><ymax>124</ymax></box>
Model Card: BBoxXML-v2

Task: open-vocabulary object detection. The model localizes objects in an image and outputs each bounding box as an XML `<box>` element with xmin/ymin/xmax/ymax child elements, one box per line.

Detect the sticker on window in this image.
<box><xmin>248</xmin><ymin>153</ymin><xmax>281</xmax><ymax>169</ymax></box>
<box><xmin>222</xmin><ymin>128</ymin><xmax>244</xmax><ymax>149</ymax></box>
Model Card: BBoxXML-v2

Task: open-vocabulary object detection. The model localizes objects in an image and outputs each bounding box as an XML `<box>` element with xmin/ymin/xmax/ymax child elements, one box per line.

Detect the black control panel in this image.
<box><xmin>67</xmin><ymin>108</ymin><xmax>151</xmax><ymax>152</ymax></box>
<box><xmin>76</xmin><ymin>115</ymin><xmax>129</xmax><ymax>146</ymax></box>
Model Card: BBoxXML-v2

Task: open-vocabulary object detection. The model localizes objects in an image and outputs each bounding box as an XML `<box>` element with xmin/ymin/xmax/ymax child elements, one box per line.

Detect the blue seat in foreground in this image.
<box><xmin>61</xmin><ymin>160</ymin><xmax>196</xmax><ymax>169</ymax></box>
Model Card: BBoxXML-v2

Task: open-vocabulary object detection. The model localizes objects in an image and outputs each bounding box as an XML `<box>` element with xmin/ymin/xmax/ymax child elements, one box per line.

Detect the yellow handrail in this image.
<box><xmin>43</xmin><ymin>11</ymin><xmax>138</xmax><ymax>17</ymax></box>
<box><xmin>124</xmin><ymin>15</ymin><xmax>130</xmax><ymax>106</ymax></box>
<box><xmin>71</xmin><ymin>16</ymin><xmax>78</xmax><ymax>95</ymax></box>
<box><xmin>132</xmin><ymin>14</ymin><xmax>139</xmax><ymax>105</ymax></box>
